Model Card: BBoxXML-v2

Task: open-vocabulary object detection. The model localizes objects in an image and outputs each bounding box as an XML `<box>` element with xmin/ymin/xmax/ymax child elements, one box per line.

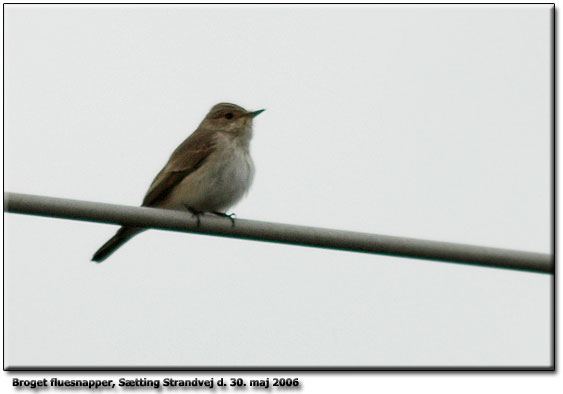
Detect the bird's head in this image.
<box><xmin>200</xmin><ymin>103</ymin><xmax>265</xmax><ymax>135</ymax></box>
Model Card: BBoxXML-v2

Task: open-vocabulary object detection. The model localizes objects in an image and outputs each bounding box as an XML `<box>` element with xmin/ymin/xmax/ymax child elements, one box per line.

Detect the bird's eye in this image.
<box><xmin>225</xmin><ymin>113</ymin><xmax>234</xmax><ymax>119</ymax></box>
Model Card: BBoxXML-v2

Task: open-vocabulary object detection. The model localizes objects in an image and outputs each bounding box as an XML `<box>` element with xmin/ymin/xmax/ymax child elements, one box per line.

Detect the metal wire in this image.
<box><xmin>4</xmin><ymin>192</ymin><xmax>553</xmax><ymax>274</ymax></box>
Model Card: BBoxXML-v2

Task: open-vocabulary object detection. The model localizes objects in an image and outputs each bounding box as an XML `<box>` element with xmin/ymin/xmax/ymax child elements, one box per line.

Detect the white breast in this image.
<box><xmin>163</xmin><ymin>135</ymin><xmax>254</xmax><ymax>213</ymax></box>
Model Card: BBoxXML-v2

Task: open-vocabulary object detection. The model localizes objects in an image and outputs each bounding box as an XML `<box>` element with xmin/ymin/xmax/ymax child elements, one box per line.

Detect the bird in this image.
<box><xmin>92</xmin><ymin>102</ymin><xmax>264</xmax><ymax>262</ymax></box>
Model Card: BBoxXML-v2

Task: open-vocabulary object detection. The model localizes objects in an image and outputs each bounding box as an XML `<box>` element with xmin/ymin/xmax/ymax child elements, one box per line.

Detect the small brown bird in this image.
<box><xmin>92</xmin><ymin>102</ymin><xmax>264</xmax><ymax>262</ymax></box>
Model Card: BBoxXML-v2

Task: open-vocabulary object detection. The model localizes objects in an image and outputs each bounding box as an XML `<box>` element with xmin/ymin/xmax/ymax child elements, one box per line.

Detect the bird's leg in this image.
<box><xmin>212</xmin><ymin>211</ymin><xmax>236</xmax><ymax>227</ymax></box>
<box><xmin>185</xmin><ymin>205</ymin><xmax>203</xmax><ymax>227</ymax></box>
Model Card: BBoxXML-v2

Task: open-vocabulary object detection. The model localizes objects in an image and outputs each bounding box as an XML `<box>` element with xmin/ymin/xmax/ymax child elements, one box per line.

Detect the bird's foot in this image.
<box><xmin>213</xmin><ymin>211</ymin><xmax>236</xmax><ymax>227</ymax></box>
<box><xmin>185</xmin><ymin>206</ymin><xmax>203</xmax><ymax>227</ymax></box>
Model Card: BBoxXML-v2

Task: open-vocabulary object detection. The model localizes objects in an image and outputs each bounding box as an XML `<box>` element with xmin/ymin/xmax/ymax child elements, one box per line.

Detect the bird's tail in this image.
<box><xmin>92</xmin><ymin>227</ymin><xmax>144</xmax><ymax>263</ymax></box>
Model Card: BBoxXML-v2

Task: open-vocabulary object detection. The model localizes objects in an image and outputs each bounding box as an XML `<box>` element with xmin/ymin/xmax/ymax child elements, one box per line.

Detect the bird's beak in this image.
<box><xmin>249</xmin><ymin>109</ymin><xmax>265</xmax><ymax>118</ymax></box>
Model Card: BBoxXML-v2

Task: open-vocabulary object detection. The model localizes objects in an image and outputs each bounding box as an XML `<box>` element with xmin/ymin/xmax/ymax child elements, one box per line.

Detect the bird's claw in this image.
<box><xmin>185</xmin><ymin>205</ymin><xmax>202</xmax><ymax>227</ymax></box>
<box><xmin>213</xmin><ymin>211</ymin><xmax>236</xmax><ymax>227</ymax></box>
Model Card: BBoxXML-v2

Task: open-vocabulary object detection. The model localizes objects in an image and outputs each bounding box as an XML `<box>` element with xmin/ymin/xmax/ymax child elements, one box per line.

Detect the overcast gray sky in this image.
<box><xmin>4</xmin><ymin>4</ymin><xmax>553</xmax><ymax>367</ymax></box>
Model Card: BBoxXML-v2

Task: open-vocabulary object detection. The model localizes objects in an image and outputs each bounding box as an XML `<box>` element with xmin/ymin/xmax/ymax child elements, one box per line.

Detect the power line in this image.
<box><xmin>4</xmin><ymin>192</ymin><xmax>553</xmax><ymax>274</ymax></box>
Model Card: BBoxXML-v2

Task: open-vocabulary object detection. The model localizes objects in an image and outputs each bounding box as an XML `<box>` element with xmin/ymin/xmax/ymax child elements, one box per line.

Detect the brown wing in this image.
<box><xmin>142</xmin><ymin>128</ymin><xmax>216</xmax><ymax>207</ymax></box>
